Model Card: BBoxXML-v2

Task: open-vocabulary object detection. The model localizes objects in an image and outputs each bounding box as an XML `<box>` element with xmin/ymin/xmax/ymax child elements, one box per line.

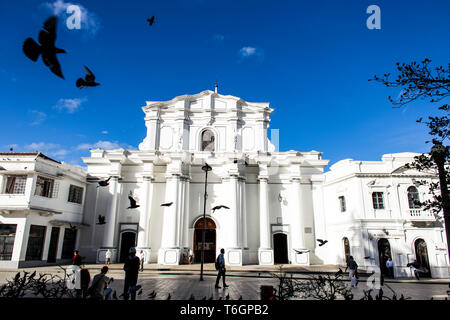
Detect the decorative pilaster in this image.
<box><xmin>258</xmin><ymin>177</ymin><xmax>274</xmax><ymax>265</ymax></box>
<box><xmin>136</xmin><ymin>176</ymin><xmax>153</xmax><ymax>263</ymax></box>
<box><xmin>290</xmin><ymin>177</ymin><xmax>309</xmax><ymax>265</ymax></box>
<box><xmin>225</xmin><ymin>175</ymin><xmax>243</xmax><ymax>265</ymax></box>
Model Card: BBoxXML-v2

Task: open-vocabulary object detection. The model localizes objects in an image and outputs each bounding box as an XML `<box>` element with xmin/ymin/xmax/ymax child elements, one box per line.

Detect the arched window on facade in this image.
<box><xmin>201</xmin><ymin>129</ymin><xmax>215</xmax><ymax>151</ymax></box>
<box><xmin>407</xmin><ymin>186</ymin><xmax>421</xmax><ymax>209</ymax></box>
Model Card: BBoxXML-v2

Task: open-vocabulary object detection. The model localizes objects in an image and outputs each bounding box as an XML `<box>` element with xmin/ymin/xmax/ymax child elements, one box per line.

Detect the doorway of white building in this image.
<box><xmin>193</xmin><ymin>218</ymin><xmax>216</xmax><ymax>263</ymax></box>
<box><xmin>343</xmin><ymin>237</ymin><xmax>351</xmax><ymax>263</ymax></box>
<box><xmin>414</xmin><ymin>239</ymin><xmax>431</xmax><ymax>278</ymax></box>
<box><xmin>119</xmin><ymin>232</ymin><xmax>136</xmax><ymax>263</ymax></box>
<box><xmin>47</xmin><ymin>227</ymin><xmax>60</xmax><ymax>263</ymax></box>
<box><xmin>377</xmin><ymin>238</ymin><xmax>392</xmax><ymax>276</ymax></box>
<box><xmin>273</xmin><ymin>233</ymin><xmax>289</xmax><ymax>264</ymax></box>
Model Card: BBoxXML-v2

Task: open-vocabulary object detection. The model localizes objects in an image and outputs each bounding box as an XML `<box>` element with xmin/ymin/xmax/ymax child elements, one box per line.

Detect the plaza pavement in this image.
<box><xmin>1</xmin><ymin>263</ymin><xmax>449</xmax><ymax>300</ymax></box>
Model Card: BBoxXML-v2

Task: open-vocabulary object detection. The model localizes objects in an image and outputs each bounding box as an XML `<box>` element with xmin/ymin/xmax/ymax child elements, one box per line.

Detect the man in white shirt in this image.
<box><xmin>138</xmin><ymin>250</ymin><xmax>146</xmax><ymax>271</ymax></box>
<box><xmin>386</xmin><ymin>257</ymin><xmax>394</xmax><ymax>278</ymax></box>
<box><xmin>105</xmin><ymin>249</ymin><xmax>112</xmax><ymax>265</ymax></box>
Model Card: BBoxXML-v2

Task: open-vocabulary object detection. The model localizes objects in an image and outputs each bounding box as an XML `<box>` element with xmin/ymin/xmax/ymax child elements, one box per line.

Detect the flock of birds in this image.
<box><xmin>22</xmin><ymin>15</ymin><xmax>155</xmax><ymax>83</ymax></box>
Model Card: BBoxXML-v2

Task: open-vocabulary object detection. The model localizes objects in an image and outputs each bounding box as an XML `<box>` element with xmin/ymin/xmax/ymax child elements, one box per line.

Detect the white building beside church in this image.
<box><xmin>0</xmin><ymin>89</ymin><xmax>449</xmax><ymax>278</ymax></box>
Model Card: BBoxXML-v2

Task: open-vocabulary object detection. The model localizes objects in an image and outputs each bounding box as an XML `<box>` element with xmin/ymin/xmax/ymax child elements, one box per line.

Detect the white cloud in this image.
<box><xmin>76</xmin><ymin>140</ymin><xmax>135</xmax><ymax>150</ymax></box>
<box><xmin>43</xmin><ymin>0</ymin><xmax>101</xmax><ymax>37</ymax></box>
<box><xmin>238</xmin><ymin>46</ymin><xmax>264</xmax><ymax>61</ymax></box>
<box><xmin>54</xmin><ymin>98</ymin><xmax>86</xmax><ymax>114</ymax></box>
<box><xmin>25</xmin><ymin>142</ymin><xmax>60</xmax><ymax>151</ymax></box>
<box><xmin>101</xmin><ymin>130</ymin><xmax>108</xmax><ymax>134</ymax></box>
<box><xmin>30</xmin><ymin>110</ymin><xmax>47</xmax><ymax>125</ymax></box>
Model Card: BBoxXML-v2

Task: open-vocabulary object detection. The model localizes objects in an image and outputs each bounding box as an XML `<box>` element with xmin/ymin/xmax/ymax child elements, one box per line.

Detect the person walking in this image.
<box><xmin>345</xmin><ymin>256</ymin><xmax>358</xmax><ymax>287</ymax></box>
<box><xmin>72</xmin><ymin>250</ymin><xmax>83</xmax><ymax>298</ymax></box>
<box><xmin>386</xmin><ymin>257</ymin><xmax>394</xmax><ymax>278</ymax></box>
<box><xmin>407</xmin><ymin>259</ymin><xmax>421</xmax><ymax>280</ymax></box>
<box><xmin>88</xmin><ymin>266</ymin><xmax>111</xmax><ymax>300</ymax></box>
<box><xmin>123</xmin><ymin>247</ymin><xmax>140</xmax><ymax>300</ymax></box>
<box><xmin>215</xmin><ymin>248</ymin><xmax>228</xmax><ymax>289</ymax></box>
<box><xmin>105</xmin><ymin>249</ymin><xmax>112</xmax><ymax>265</ymax></box>
<box><xmin>138</xmin><ymin>250</ymin><xmax>146</xmax><ymax>272</ymax></box>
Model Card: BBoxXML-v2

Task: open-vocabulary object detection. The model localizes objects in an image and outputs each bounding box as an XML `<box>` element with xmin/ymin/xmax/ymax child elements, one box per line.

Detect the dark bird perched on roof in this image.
<box><xmin>127</xmin><ymin>194</ymin><xmax>140</xmax><ymax>209</ymax></box>
<box><xmin>147</xmin><ymin>16</ymin><xmax>155</xmax><ymax>26</ymax></box>
<box><xmin>76</xmin><ymin>66</ymin><xmax>100</xmax><ymax>88</ymax></box>
<box><xmin>161</xmin><ymin>202</ymin><xmax>173</xmax><ymax>207</ymax></box>
<box><xmin>293</xmin><ymin>249</ymin><xmax>310</xmax><ymax>254</ymax></box>
<box><xmin>212</xmin><ymin>205</ymin><xmax>230</xmax><ymax>212</ymax></box>
<box><xmin>22</xmin><ymin>16</ymin><xmax>66</xmax><ymax>79</ymax></box>
<box><xmin>317</xmin><ymin>239</ymin><xmax>328</xmax><ymax>246</ymax></box>
<box><xmin>97</xmin><ymin>215</ymin><xmax>106</xmax><ymax>225</ymax></box>
<box><xmin>97</xmin><ymin>177</ymin><xmax>111</xmax><ymax>187</ymax></box>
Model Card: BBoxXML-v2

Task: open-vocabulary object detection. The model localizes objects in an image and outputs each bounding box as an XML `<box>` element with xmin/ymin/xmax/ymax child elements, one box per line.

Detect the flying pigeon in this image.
<box><xmin>127</xmin><ymin>195</ymin><xmax>140</xmax><ymax>209</ymax></box>
<box><xmin>293</xmin><ymin>249</ymin><xmax>310</xmax><ymax>254</ymax></box>
<box><xmin>212</xmin><ymin>205</ymin><xmax>230</xmax><ymax>212</ymax></box>
<box><xmin>76</xmin><ymin>65</ymin><xmax>100</xmax><ymax>88</ymax></box>
<box><xmin>147</xmin><ymin>16</ymin><xmax>155</xmax><ymax>26</ymax></box>
<box><xmin>9</xmin><ymin>146</ymin><xmax>13</xmax><ymax>151</ymax></box>
<box><xmin>97</xmin><ymin>215</ymin><xmax>106</xmax><ymax>225</ymax></box>
<box><xmin>161</xmin><ymin>202</ymin><xmax>173</xmax><ymax>207</ymax></box>
<box><xmin>317</xmin><ymin>239</ymin><xmax>328</xmax><ymax>246</ymax></box>
<box><xmin>69</xmin><ymin>223</ymin><xmax>77</xmax><ymax>231</ymax></box>
<box><xmin>22</xmin><ymin>16</ymin><xmax>66</xmax><ymax>79</ymax></box>
<box><xmin>97</xmin><ymin>177</ymin><xmax>111</xmax><ymax>187</ymax></box>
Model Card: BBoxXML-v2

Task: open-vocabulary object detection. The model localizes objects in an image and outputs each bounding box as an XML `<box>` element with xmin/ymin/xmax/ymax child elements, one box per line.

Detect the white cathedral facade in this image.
<box><xmin>1</xmin><ymin>89</ymin><xmax>449</xmax><ymax>278</ymax></box>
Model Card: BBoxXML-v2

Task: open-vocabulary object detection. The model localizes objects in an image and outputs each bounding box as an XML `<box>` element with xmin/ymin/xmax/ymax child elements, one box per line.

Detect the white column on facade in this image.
<box><xmin>259</xmin><ymin>177</ymin><xmax>271</xmax><ymax>249</ymax></box>
<box><xmin>290</xmin><ymin>177</ymin><xmax>306</xmax><ymax>250</ymax></box>
<box><xmin>228</xmin><ymin>176</ymin><xmax>239</xmax><ymax>248</ymax></box>
<box><xmin>137</xmin><ymin>176</ymin><xmax>153</xmax><ymax>248</ymax></box>
<box><xmin>240</xmin><ymin>178</ymin><xmax>248</xmax><ymax>249</ymax></box>
<box><xmin>103</xmin><ymin>176</ymin><xmax>120</xmax><ymax>248</ymax></box>
<box><xmin>161</xmin><ymin>175</ymin><xmax>181</xmax><ymax>248</ymax></box>
<box><xmin>181</xmin><ymin>178</ymin><xmax>190</xmax><ymax>248</ymax></box>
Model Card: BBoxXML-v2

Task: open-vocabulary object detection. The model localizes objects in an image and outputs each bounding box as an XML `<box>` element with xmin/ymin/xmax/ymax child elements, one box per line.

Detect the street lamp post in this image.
<box><xmin>200</xmin><ymin>163</ymin><xmax>212</xmax><ymax>281</ymax></box>
<box><xmin>430</xmin><ymin>141</ymin><xmax>450</xmax><ymax>264</ymax></box>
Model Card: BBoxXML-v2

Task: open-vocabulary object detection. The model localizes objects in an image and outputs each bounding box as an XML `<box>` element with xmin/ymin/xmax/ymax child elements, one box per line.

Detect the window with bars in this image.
<box><xmin>34</xmin><ymin>176</ymin><xmax>55</xmax><ymax>198</ymax></box>
<box><xmin>4</xmin><ymin>175</ymin><xmax>27</xmax><ymax>194</ymax></box>
<box><xmin>68</xmin><ymin>185</ymin><xmax>83</xmax><ymax>204</ymax></box>
<box><xmin>372</xmin><ymin>192</ymin><xmax>384</xmax><ymax>209</ymax></box>
<box><xmin>0</xmin><ymin>224</ymin><xmax>17</xmax><ymax>261</ymax></box>
<box><xmin>339</xmin><ymin>196</ymin><xmax>346</xmax><ymax>212</ymax></box>
<box><xmin>407</xmin><ymin>186</ymin><xmax>421</xmax><ymax>209</ymax></box>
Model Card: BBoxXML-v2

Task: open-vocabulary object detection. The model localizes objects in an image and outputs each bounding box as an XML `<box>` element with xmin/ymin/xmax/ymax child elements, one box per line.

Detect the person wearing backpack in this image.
<box><xmin>215</xmin><ymin>248</ymin><xmax>228</xmax><ymax>289</ymax></box>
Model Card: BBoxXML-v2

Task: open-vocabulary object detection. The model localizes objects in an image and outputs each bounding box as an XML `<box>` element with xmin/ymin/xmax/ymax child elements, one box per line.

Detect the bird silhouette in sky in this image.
<box><xmin>293</xmin><ymin>249</ymin><xmax>310</xmax><ymax>254</ymax></box>
<box><xmin>128</xmin><ymin>194</ymin><xmax>140</xmax><ymax>209</ymax></box>
<box><xmin>97</xmin><ymin>215</ymin><xmax>106</xmax><ymax>225</ymax></box>
<box><xmin>147</xmin><ymin>16</ymin><xmax>155</xmax><ymax>26</ymax></box>
<box><xmin>161</xmin><ymin>202</ymin><xmax>173</xmax><ymax>207</ymax></box>
<box><xmin>317</xmin><ymin>239</ymin><xmax>328</xmax><ymax>246</ymax></box>
<box><xmin>76</xmin><ymin>65</ymin><xmax>100</xmax><ymax>88</ymax></box>
<box><xmin>9</xmin><ymin>146</ymin><xmax>13</xmax><ymax>151</ymax></box>
<box><xmin>97</xmin><ymin>177</ymin><xmax>111</xmax><ymax>188</ymax></box>
<box><xmin>212</xmin><ymin>205</ymin><xmax>230</xmax><ymax>212</ymax></box>
<box><xmin>23</xmin><ymin>16</ymin><xmax>66</xmax><ymax>79</ymax></box>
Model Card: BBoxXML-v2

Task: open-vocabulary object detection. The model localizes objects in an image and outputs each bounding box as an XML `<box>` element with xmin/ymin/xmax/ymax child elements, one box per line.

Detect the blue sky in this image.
<box><xmin>0</xmin><ymin>0</ymin><xmax>449</xmax><ymax>169</ymax></box>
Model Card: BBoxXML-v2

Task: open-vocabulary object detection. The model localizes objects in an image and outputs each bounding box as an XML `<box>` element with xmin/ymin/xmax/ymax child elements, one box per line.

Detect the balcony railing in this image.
<box><xmin>407</xmin><ymin>209</ymin><xmax>434</xmax><ymax>220</ymax></box>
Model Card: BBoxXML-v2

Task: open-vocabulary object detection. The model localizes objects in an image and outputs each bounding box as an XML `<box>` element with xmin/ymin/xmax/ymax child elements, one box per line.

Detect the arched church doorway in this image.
<box><xmin>119</xmin><ymin>232</ymin><xmax>136</xmax><ymax>263</ymax></box>
<box><xmin>343</xmin><ymin>237</ymin><xmax>351</xmax><ymax>264</ymax></box>
<box><xmin>377</xmin><ymin>238</ymin><xmax>392</xmax><ymax>276</ymax></box>
<box><xmin>194</xmin><ymin>218</ymin><xmax>216</xmax><ymax>263</ymax></box>
<box><xmin>273</xmin><ymin>233</ymin><xmax>288</xmax><ymax>264</ymax></box>
<box><xmin>414</xmin><ymin>239</ymin><xmax>431</xmax><ymax>278</ymax></box>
